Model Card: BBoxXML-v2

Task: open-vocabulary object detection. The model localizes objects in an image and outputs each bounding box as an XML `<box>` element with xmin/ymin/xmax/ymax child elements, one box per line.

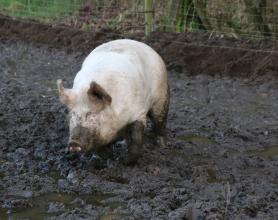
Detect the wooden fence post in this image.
<box><xmin>145</xmin><ymin>0</ymin><xmax>153</xmax><ymax>36</ymax></box>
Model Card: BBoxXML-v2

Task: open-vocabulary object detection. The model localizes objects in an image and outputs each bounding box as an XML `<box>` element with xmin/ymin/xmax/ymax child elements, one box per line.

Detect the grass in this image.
<box><xmin>0</xmin><ymin>0</ymin><xmax>82</xmax><ymax>23</ymax></box>
<box><xmin>0</xmin><ymin>0</ymin><xmax>276</xmax><ymax>39</ymax></box>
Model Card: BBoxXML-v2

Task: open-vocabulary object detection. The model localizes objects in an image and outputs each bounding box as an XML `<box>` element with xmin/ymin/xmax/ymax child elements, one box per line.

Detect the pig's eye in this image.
<box><xmin>86</xmin><ymin>112</ymin><xmax>92</xmax><ymax>120</ymax></box>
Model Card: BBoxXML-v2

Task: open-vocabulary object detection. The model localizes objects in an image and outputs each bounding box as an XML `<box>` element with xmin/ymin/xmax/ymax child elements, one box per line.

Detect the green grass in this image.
<box><xmin>0</xmin><ymin>0</ymin><xmax>82</xmax><ymax>23</ymax></box>
<box><xmin>0</xmin><ymin>0</ymin><xmax>276</xmax><ymax>39</ymax></box>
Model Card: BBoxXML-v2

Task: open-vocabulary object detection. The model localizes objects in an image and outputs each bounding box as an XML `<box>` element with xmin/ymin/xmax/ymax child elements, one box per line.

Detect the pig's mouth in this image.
<box><xmin>66</xmin><ymin>136</ymin><xmax>104</xmax><ymax>155</ymax></box>
<box><xmin>67</xmin><ymin>140</ymin><xmax>83</xmax><ymax>153</ymax></box>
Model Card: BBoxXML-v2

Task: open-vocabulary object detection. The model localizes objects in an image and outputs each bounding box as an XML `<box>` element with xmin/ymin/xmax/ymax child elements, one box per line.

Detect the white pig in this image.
<box><xmin>57</xmin><ymin>39</ymin><xmax>169</xmax><ymax>164</ymax></box>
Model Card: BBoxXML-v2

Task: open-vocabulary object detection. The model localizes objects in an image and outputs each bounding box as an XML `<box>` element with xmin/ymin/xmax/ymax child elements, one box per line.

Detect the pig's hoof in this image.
<box><xmin>157</xmin><ymin>136</ymin><xmax>167</xmax><ymax>148</ymax></box>
<box><xmin>89</xmin><ymin>154</ymin><xmax>107</xmax><ymax>169</ymax></box>
<box><xmin>123</xmin><ymin>154</ymin><xmax>139</xmax><ymax>166</ymax></box>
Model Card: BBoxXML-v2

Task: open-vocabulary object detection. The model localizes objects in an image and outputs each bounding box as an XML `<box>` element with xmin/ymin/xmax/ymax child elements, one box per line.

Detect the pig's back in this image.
<box><xmin>81</xmin><ymin>39</ymin><xmax>166</xmax><ymax>84</ymax></box>
<box><xmin>74</xmin><ymin>39</ymin><xmax>167</xmax><ymax>123</ymax></box>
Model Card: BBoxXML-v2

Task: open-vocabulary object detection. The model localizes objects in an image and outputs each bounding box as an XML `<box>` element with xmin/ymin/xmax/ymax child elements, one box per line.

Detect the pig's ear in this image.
<box><xmin>57</xmin><ymin>79</ymin><xmax>76</xmax><ymax>108</ymax></box>
<box><xmin>87</xmin><ymin>81</ymin><xmax>112</xmax><ymax>106</ymax></box>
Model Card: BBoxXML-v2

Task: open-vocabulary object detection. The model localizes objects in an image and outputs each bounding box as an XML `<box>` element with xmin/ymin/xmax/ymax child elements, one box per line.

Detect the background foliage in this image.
<box><xmin>0</xmin><ymin>0</ymin><xmax>277</xmax><ymax>39</ymax></box>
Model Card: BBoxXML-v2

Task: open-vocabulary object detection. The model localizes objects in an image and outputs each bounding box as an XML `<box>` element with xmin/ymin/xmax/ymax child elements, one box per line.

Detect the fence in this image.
<box><xmin>0</xmin><ymin>0</ymin><xmax>278</xmax><ymax>41</ymax></box>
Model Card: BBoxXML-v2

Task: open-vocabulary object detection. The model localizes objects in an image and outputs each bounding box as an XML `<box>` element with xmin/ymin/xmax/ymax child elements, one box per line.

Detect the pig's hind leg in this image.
<box><xmin>148</xmin><ymin>88</ymin><xmax>169</xmax><ymax>148</ymax></box>
<box><xmin>124</xmin><ymin>120</ymin><xmax>145</xmax><ymax>165</ymax></box>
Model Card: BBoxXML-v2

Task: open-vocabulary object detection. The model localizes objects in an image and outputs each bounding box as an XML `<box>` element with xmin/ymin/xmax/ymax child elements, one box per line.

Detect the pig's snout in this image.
<box><xmin>68</xmin><ymin>140</ymin><xmax>83</xmax><ymax>153</ymax></box>
<box><xmin>68</xmin><ymin>126</ymin><xmax>92</xmax><ymax>153</ymax></box>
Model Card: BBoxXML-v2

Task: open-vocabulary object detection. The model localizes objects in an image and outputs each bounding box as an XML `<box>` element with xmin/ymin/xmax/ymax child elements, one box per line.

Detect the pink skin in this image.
<box><xmin>57</xmin><ymin>40</ymin><xmax>169</xmax><ymax>162</ymax></box>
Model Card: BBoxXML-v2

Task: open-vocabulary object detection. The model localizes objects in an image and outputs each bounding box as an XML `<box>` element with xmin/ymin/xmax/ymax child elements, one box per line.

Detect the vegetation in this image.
<box><xmin>0</xmin><ymin>0</ymin><xmax>277</xmax><ymax>38</ymax></box>
<box><xmin>0</xmin><ymin>0</ymin><xmax>82</xmax><ymax>22</ymax></box>
<box><xmin>163</xmin><ymin>0</ymin><xmax>277</xmax><ymax>38</ymax></box>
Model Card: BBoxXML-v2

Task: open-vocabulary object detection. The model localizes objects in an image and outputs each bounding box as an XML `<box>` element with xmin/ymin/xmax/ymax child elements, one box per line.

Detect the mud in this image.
<box><xmin>1</xmin><ymin>15</ymin><xmax>278</xmax><ymax>78</ymax></box>
<box><xmin>0</xmin><ymin>17</ymin><xmax>278</xmax><ymax>219</ymax></box>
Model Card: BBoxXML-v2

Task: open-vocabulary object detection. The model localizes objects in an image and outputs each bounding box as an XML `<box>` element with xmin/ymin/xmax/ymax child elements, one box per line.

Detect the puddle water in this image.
<box><xmin>207</xmin><ymin>169</ymin><xmax>218</xmax><ymax>183</ymax></box>
<box><xmin>102</xmin><ymin>201</ymin><xmax>126</xmax><ymax>210</ymax></box>
<box><xmin>168</xmin><ymin>149</ymin><xmax>212</xmax><ymax>167</ymax></box>
<box><xmin>0</xmin><ymin>208</ymin><xmax>8</xmax><ymax>220</ymax></box>
<box><xmin>100</xmin><ymin>213</ymin><xmax>125</xmax><ymax>220</ymax></box>
<box><xmin>178</xmin><ymin>135</ymin><xmax>217</xmax><ymax>145</ymax></box>
<box><xmin>168</xmin><ymin>149</ymin><xmax>189</xmax><ymax>160</ymax></box>
<box><xmin>0</xmin><ymin>158</ymin><xmax>6</xmax><ymax>179</ymax></box>
<box><xmin>0</xmin><ymin>192</ymin><xmax>120</xmax><ymax>220</ymax></box>
<box><xmin>0</xmin><ymin>171</ymin><xmax>5</xmax><ymax>179</ymax></box>
<box><xmin>47</xmin><ymin>170</ymin><xmax>63</xmax><ymax>181</ymax></box>
<box><xmin>249</xmin><ymin>146</ymin><xmax>278</xmax><ymax>158</ymax></box>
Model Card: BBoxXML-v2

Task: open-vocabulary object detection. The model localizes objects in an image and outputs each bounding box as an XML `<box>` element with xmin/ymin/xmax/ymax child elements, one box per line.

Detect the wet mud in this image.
<box><xmin>1</xmin><ymin>15</ymin><xmax>278</xmax><ymax>78</ymax></box>
<box><xmin>0</xmin><ymin>17</ymin><xmax>278</xmax><ymax>219</ymax></box>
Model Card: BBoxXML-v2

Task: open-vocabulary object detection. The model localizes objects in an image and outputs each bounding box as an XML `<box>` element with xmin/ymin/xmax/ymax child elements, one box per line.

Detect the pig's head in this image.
<box><xmin>57</xmin><ymin>79</ymin><xmax>114</xmax><ymax>153</ymax></box>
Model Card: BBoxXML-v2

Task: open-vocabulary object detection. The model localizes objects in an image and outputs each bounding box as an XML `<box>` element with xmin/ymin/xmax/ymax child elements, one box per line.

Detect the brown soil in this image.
<box><xmin>0</xmin><ymin>15</ymin><xmax>277</xmax><ymax>79</ymax></box>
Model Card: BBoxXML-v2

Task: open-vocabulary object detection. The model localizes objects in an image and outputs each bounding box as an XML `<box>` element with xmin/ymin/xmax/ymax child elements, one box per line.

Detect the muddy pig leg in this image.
<box><xmin>149</xmin><ymin>87</ymin><xmax>169</xmax><ymax>148</ymax></box>
<box><xmin>124</xmin><ymin>120</ymin><xmax>145</xmax><ymax>165</ymax></box>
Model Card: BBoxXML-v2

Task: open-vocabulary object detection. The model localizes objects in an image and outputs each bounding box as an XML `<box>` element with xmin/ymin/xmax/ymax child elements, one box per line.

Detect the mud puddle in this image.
<box><xmin>177</xmin><ymin>135</ymin><xmax>217</xmax><ymax>145</ymax></box>
<box><xmin>248</xmin><ymin>146</ymin><xmax>278</xmax><ymax>158</ymax></box>
<box><xmin>0</xmin><ymin>192</ymin><xmax>123</xmax><ymax>220</ymax></box>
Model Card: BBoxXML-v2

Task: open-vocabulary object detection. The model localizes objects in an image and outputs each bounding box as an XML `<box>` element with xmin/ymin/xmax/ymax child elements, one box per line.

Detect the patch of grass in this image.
<box><xmin>0</xmin><ymin>0</ymin><xmax>82</xmax><ymax>23</ymax></box>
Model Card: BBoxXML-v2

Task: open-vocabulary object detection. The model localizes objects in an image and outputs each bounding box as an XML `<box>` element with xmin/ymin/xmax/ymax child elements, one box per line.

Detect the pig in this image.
<box><xmin>57</xmin><ymin>39</ymin><xmax>169</xmax><ymax>164</ymax></box>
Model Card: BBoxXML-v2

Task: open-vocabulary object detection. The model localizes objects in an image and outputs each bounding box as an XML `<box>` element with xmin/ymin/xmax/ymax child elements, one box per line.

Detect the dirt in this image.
<box><xmin>0</xmin><ymin>16</ymin><xmax>278</xmax><ymax>219</ymax></box>
<box><xmin>1</xmin><ymin>15</ymin><xmax>278</xmax><ymax>78</ymax></box>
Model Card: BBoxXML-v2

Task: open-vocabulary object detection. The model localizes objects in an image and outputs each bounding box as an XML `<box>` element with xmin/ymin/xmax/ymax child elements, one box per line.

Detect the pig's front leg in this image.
<box><xmin>124</xmin><ymin>120</ymin><xmax>144</xmax><ymax>165</ymax></box>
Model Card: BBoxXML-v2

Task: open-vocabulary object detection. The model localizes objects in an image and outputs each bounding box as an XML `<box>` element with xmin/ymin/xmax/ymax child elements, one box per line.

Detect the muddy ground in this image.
<box><xmin>0</xmin><ymin>17</ymin><xmax>278</xmax><ymax>219</ymax></box>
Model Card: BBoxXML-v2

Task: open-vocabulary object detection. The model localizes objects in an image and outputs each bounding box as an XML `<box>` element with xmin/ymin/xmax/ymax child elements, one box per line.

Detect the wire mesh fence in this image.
<box><xmin>0</xmin><ymin>0</ymin><xmax>81</xmax><ymax>21</ymax></box>
<box><xmin>0</xmin><ymin>1</ymin><xmax>277</xmax><ymax>45</ymax></box>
